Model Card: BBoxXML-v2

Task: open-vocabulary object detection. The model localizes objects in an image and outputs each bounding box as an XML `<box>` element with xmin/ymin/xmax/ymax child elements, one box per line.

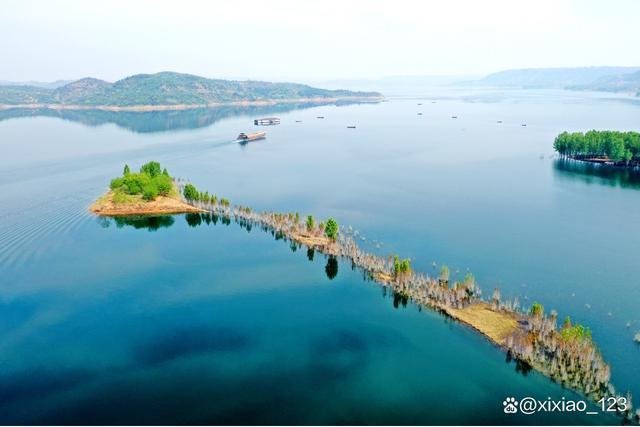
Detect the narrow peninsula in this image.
<box><xmin>90</xmin><ymin>162</ymin><xmax>636</xmax><ymax>422</ymax></box>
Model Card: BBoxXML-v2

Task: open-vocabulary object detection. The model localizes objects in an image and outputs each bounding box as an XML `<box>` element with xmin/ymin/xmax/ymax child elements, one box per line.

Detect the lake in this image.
<box><xmin>1</xmin><ymin>89</ymin><xmax>639</xmax><ymax>424</ymax></box>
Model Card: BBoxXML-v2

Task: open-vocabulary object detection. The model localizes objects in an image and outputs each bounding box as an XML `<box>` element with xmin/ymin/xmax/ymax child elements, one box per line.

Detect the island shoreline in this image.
<box><xmin>0</xmin><ymin>95</ymin><xmax>384</xmax><ymax>112</ymax></box>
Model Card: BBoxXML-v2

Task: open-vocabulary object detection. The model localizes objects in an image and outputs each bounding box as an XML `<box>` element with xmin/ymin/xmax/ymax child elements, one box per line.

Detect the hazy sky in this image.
<box><xmin>2</xmin><ymin>0</ymin><xmax>639</xmax><ymax>82</ymax></box>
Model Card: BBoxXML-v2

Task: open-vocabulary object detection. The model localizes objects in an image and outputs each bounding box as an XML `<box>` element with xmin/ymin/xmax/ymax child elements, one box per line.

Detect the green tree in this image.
<box><xmin>325</xmin><ymin>218</ymin><xmax>338</xmax><ymax>241</ymax></box>
<box><xmin>142</xmin><ymin>183</ymin><xmax>159</xmax><ymax>201</ymax></box>
<box><xmin>183</xmin><ymin>183</ymin><xmax>199</xmax><ymax>201</ymax></box>
<box><xmin>155</xmin><ymin>174</ymin><xmax>172</xmax><ymax>196</ymax></box>
<box><xmin>530</xmin><ymin>302</ymin><xmax>544</xmax><ymax>318</ymax></box>
<box><xmin>140</xmin><ymin>161</ymin><xmax>162</xmax><ymax>177</ymax></box>
<box><xmin>463</xmin><ymin>272</ymin><xmax>475</xmax><ymax>288</ymax></box>
<box><xmin>123</xmin><ymin>164</ymin><xmax>130</xmax><ymax>175</ymax></box>
<box><xmin>306</xmin><ymin>215</ymin><xmax>314</xmax><ymax>232</ymax></box>
<box><xmin>439</xmin><ymin>265</ymin><xmax>450</xmax><ymax>283</ymax></box>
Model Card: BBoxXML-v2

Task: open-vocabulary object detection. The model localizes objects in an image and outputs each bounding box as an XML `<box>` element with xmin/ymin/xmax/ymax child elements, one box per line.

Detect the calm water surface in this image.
<box><xmin>1</xmin><ymin>90</ymin><xmax>639</xmax><ymax>424</ymax></box>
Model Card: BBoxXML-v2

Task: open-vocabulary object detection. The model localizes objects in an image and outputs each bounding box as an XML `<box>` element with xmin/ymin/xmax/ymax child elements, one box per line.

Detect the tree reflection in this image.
<box><xmin>554</xmin><ymin>158</ymin><xmax>640</xmax><ymax>190</ymax></box>
<box><xmin>109</xmin><ymin>215</ymin><xmax>175</xmax><ymax>231</ymax></box>
<box><xmin>325</xmin><ymin>256</ymin><xmax>338</xmax><ymax>280</ymax></box>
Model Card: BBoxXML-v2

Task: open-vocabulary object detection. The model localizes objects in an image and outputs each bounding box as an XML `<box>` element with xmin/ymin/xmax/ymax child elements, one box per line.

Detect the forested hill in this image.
<box><xmin>566</xmin><ymin>71</ymin><xmax>640</xmax><ymax>95</ymax></box>
<box><xmin>0</xmin><ymin>72</ymin><xmax>382</xmax><ymax>106</ymax></box>
<box><xmin>466</xmin><ymin>67</ymin><xmax>640</xmax><ymax>92</ymax></box>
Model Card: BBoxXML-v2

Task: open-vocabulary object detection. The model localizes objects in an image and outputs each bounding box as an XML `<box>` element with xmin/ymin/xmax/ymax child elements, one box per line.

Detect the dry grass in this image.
<box><xmin>373</xmin><ymin>271</ymin><xmax>394</xmax><ymax>283</ymax></box>
<box><xmin>89</xmin><ymin>190</ymin><xmax>204</xmax><ymax>216</ymax></box>
<box><xmin>291</xmin><ymin>232</ymin><xmax>332</xmax><ymax>247</ymax></box>
<box><xmin>445</xmin><ymin>302</ymin><xmax>520</xmax><ymax>345</ymax></box>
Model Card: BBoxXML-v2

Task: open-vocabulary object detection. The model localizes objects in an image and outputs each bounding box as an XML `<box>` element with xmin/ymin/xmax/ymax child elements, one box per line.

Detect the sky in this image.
<box><xmin>1</xmin><ymin>0</ymin><xmax>640</xmax><ymax>83</ymax></box>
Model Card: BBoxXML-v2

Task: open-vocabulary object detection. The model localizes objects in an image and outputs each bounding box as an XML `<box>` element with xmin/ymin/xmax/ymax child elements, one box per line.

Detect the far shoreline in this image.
<box><xmin>0</xmin><ymin>95</ymin><xmax>384</xmax><ymax>112</ymax></box>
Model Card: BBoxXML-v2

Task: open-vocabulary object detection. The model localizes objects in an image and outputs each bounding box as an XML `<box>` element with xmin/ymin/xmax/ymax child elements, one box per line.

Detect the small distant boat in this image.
<box><xmin>347</xmin><ymin>126</ymin><xmax>356</xmax><ymax>129</ymax></box>
<box><xmin>451</xmin><ymin>115</ymin><xmax>458</xmax><ymax>119</ymax></box>
<box><xmin>417</xmin><ymin>103</ymin><xmax>422</xmax><ymax>105</ymax></box>
<box><xmin>295</xmin><ymin>120</ymin><xmax>302</xmax><ymax>123</ymax></box>
<box><xmin>316</xmin><ymin>116</ymin><xmax>325</xmax><ymax>119</ymax></box>
<box><xmin>254</xmin><ymin>117</ymin><xmax>280</xmax><ymax>125</ymax></box>
<box><xmin>521</xmin><ymin>123</ymin><xmax>527</xmax><ymax>127</ymax></box>
<box><xmin>237</xmin><ymin>131</ymin><xmax>266</xmax><ymax>142</ymax></box>
<box><xmin>417</xmin><ymin>112</ymin><xmax>423</xmax><ymax>115</ymax></box>
<box><xmin>497</xmin><ymin>120</ymin><xmax>503</xmax><ymax>123</ymax></box>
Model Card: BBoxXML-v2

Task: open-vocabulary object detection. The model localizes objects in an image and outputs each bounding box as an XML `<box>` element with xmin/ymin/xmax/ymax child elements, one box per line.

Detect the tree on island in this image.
<box><xmin>324</xmin><ymin>218</ymin><xmax>339</xmax><ymax>241</ymax></box>
<box><xmin>439</xmin><ymin>265</ymin><xmax>450</xmax><ymax>285</ymax></box>
<box><xmin>530</xmin><ymin>302</ymin><xmax>544</xmax><ymax>318</ymax></box>
<box><xmin>306</xmin><ymin>215</ymin><xmax>314</xmax><ymax>232</ymax></box>
<box><xmin>393</xmin><ymin>255</ymin><xmax>411</xmax><ymax>278</ymax></box>
<box><xmin>553</xmin><ymin>130</ymin><xmax>640</xmax><ymax>164</ymax></box>
<box><xmin>140</xmin><ymin>161</ymin><xmax>162</xmax><ymax>177</ymax></box>
<box><xmin>183</xmin><ymin>183</ymin><xmax>199</xmax><ymax>201</ymax></box>
<box><xmin>110</xmin><ymin>161</ymin><xmax>173</xmax><ymax>202</ymax></box>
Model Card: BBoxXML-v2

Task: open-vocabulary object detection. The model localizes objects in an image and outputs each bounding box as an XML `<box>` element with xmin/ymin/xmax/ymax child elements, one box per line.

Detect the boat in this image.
<box><xmin>237</xmin><ymin>131</ymin><xmax>266</xmax><ymax>142</ymax></box>
<box><xmin>254</xmin><ymin>117</ymin><xmax>280</xmax><ymax>125</ymax></box>
<box><xmin>295</xmin><ymin>120</ymin><xmax>302</xmax><ymax>123</ymax></box>
<box><xmin>497</xmin><ymin>120</ymin><xmax>503</xmax><ymax>123</ymax></box>
<box><xmin>316</xmin><ymin>116</ymin><xmax>325</xmax><ymax>119</ymax></box>
<box><xmin>451</xmin><ymin>115</ymin><xmax>458</xmax><ymax>119</ymax></box>
<box><xmin>417</xmin><ymin>112</ymin><xmax>423</xmax><ymax>115</ymax></box>
<box><xmin>417</xmin><ymin>103</ymin><xmax>422</xmax><ymax>105</ymax></box>
<box><xmin>521</xmin><ymin>123</ymin><xmax>527</xmax><ymax>127</ymax></box>
<box><xmin>347</xmin><ymin>126</ymin><xmax>356</xmax><ymax>129</ymax></box>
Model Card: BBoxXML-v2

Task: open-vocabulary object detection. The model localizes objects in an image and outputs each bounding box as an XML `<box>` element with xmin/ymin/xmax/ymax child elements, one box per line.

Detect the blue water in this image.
<box><xmin>1</xmin><ymin>90</ymin><xmax>638</xmax><ymax>424</ymax></box>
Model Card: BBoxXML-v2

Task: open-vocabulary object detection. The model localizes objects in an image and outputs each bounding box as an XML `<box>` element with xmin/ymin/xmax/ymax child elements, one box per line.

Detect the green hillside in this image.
<box><xmin>0</xmin><ymin>71</ymin><xmax>382</xmax><ymax>106</ymax></box>
<box><xmin>469</xmin><ymin>67</ymin><xmax>640</xmax><ymax>90</ymax></box>
<box><xmin>566</xmin><ymin>71</ymin><xmax>640</xmax><ymax>95</ymax></box>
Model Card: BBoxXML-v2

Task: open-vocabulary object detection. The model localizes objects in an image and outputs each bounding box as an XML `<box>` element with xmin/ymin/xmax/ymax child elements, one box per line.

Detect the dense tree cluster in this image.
<box><xmin>554</xmin><ymin>130</ymin><xmax>640</xmax><ymax>163</ymax></box>
<box><xmin>110</xmin><ymin>161</ymin><xmax>173</xmax><ymax>201</ymax></box>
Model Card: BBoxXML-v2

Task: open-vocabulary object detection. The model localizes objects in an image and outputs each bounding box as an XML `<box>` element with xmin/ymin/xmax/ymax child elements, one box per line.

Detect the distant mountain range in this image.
<box><xmin>0</xmin><ymin>79</ymin><xmax>73</xmax><ymax>89</ymax></box>
<box><xmin>463</xmin><ymin>67</ymin><xmax>640</xmax><ymax>95</ymax></box>
<box><xmin>0</xmin><ymin>72</ymin><xmax>382</xmax><ymax>109</ymax></box>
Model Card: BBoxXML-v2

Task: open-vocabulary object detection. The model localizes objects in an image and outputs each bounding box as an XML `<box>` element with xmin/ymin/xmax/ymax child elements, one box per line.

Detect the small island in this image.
<box><xmin>89</xmin><ymin>161</ymin><xmax>203</xmax><ymax>216</ymax></box>
<box><xmin>554</xmin><ymin>130</ymin><xmax>640</xmax><ymax>166</ymax></box>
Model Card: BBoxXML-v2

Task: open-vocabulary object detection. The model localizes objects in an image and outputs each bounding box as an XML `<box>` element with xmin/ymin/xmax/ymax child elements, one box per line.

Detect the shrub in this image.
<box><xmin>183</xmin><ymin>183</ymin><xmax>199</xmax><ymax>200</ymax></box>
<box><xmin>155</xmin><ymin>174</ymin><xmax>173</xmax><ymax>196</ymax></box>
<box><xmin>112</xmin><ymin>191</ymin><xmax>127</xmax><ymax>204</ymax></box>
<box><xmin>142</xmin><ymin>183</ymin><xmax>159</xmax><ymax>201</ymax></box>
<box><xmin>530</xmin><ymin>302</ymin><xmax>544</xmax><ymax>318</ymax></box>
<box><xmin>325</xmin><ymin>218</ymin><xmax>339</xmax><ymax>241</ymax></box>
<box><xmin>439</xmin><ymin>265</ymin><xmax>450</xmax><ymax>282</ymax></box>
<box><xmin>393</xmin><ymin>255</ymin><xmax>411</xmax><ymax>277</ymax></box>
<box><xmin>140</xmin><ymin>161</ymin><xmax>162</xmax><ymax>177</ymax></box>
<box><xmin>110</xmin><ymin>177</ymin><xmax>125</xmax><ymax>190</ymax></box>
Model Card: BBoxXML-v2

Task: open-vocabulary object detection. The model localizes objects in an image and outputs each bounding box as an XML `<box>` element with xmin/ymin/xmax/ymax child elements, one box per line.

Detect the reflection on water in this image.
<box><xmin>553</xmin><ymin>158</ymin><xmax>640</xmax><ymax>189</ymax></box>
<box><xmin>325</xmin><ymin>256</ymin><xmax>338</xmax><ymax>280</ymax></box>
<box><xmin>100</xmin><ymin>215</ymin><xmax>175</xmax><ymax>231</ymax></box>
<box><xmin>0</xmin><ymin>100</ymin><xmax>378</xmax><ymax>133</ymax></box>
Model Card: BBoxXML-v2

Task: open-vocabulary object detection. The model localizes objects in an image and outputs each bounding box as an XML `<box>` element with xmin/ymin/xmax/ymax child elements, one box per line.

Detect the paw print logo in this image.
<box><xmin>503</xmin><ymin>397</ymin><xmax>518</xmax><ymax>414</ymax></box>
